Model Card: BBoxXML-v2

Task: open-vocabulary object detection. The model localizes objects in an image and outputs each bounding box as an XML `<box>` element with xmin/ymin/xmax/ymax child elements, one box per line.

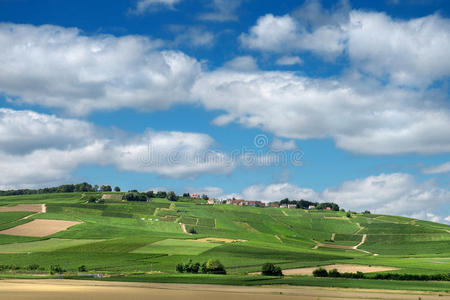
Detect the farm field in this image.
<box><xmin>0</xmin><ymin>192</ymin><xmax>449</xmax><ymax>292</ymax></box>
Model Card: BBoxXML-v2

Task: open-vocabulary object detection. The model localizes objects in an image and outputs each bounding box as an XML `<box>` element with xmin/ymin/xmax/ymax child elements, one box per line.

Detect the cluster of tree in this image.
<box><xmin>261</xmin><ymin>263</ymin><xmax>283</xmax><ymax>276</ymax></box>
<box><xmin>124</xmin><ymin>192</ymin><xmax>148</xmax><ymax>202</ymax></box>
<box><xmin>145</xmin><ymin>191</ymin><xmax>167</xmax><ymax>198</ymax></box>
<box><xmin>313</xmin><ymin>268</ymin><xmax>450</xmax><ymax>281</ymax></box>
<box><xmin>49</xmin><ymin>264</ymin><xmax>66</xmax><ymax>274</ymax></box>
<box><xmin>277</xmin><ymin>199</ymin><xmax>339</xmax><ymax>211</ymax></box>
<box><xmin>313</xmin><ymin>268</ymin><xmax>364</xmax><ymax>278</ymax></box>
<box><xmin>176</xmin><ymin>259</ymin><xmax>226</xmax><ymax>275</ymax></box>
<box><xmin>0</xmin><ymin>183</ymin><xmax>122</xmax><ymax>196</ymax></box>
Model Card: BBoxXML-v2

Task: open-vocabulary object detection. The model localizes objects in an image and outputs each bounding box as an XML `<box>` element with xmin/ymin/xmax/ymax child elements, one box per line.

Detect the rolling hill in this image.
<box><xmin>0</xmin><ymin>192</ymin><xmax>449</xmax><ymax>291</ymax></box>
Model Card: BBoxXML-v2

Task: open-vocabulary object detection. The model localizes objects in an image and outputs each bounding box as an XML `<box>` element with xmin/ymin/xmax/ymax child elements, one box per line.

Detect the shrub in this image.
<box><xmin>261</xmin><ymin>263</ymin><xmax>283</xmax><ymax>276</ymax></box>
<box><xmin>50</xmin><ymin>265</ymin><xmax>66</xmax><ymax>274</ymax></box>
<box><xmin>188</xmin><ymin>227</ymin><xmax>197</xmax><ymax>234</ymax></box>
<box><xmin>176</xmin><ymin>263</ymin><xmax>185</xmax><ymax>273</ymax></box>
<box><xmin>26</xmin><ymin>264</ymin><xmax>40</xmax><ymax>271</ymax></box>
<box><xmin>205</xmin><ymin>259</ymin><xmax>226</xmax><ymax>274</ymax></box>
<box><xmin>176</xmin><ymin>259</ymin><xmax>226</xmax><ymax>275</ymax></box>
<box><xmin>328</xmin><ymin>268</ymin><xmax>341</xmax><ymax>277</ymax></box>
<box><xmin>78</xmin><ymin>265</ymin><xmax>87</xmax><ymax>272</ymax></box>
<box><xmin>312</xmin><ymin>267</ymin><xmax>328</xmax><ymax>277</ymax></box>
<box><xmin>346</xmin><ymin>212</ymin><xmax>352</xmax><ymax>218</ymax></box>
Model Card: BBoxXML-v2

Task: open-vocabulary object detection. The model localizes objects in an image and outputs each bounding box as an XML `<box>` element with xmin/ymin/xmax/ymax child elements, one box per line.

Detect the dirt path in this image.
<box><xmin>274</xmin><ymin>235</ymin><xmax>283</xmax><ymax>243</ymax></box>
<box><xmin>354</xmin><ymin>222</ymin><xmax>365</xmax><ymax>234</ymax></box>
<box><xmin>0</xmin><ymin>279</ymin><xmax>446</xmax><ymax>300</ymax></box>
<box><xmin>180</xmin><ymin>223</ymin><xmax>191</xmax><ymax>235</ymax></box>
<box><xmin>330</xmin><ymin>233</ymin><xmax>335</xmax><ymax>241</ymax></box>
<box><xmin>281</xmin><ymin>210</ymin><xmax>288</xmax><ymax>217</ymax></box>
<box><xmin>353</xmin><ymin>234</ymin><xmax>367</xmax><ymax>249</ymax></box>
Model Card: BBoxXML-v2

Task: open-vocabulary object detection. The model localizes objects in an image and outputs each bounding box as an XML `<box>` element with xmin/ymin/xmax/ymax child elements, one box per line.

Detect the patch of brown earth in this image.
<box><xmin>0</xmin><ymin>204</ymin><xmax>45</xmax><ymax>213</ymax></box>
<box><xmin>0</xmin><ymin>219</ymin><xmax>81</xmax><ymax>237</ymax></box>
<box><xmin>281</xmin><ymin>264</ymin><xmax>400</xmax><ymax>276</ymax></box>
<box><xmin>194</xmin><ymin>237</ymin><xmax>246</xmax><ymax>243</ymax></box>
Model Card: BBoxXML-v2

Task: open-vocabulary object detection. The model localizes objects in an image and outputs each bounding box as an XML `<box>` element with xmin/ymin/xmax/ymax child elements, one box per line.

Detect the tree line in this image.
<box><xmin>0</xmin><ymin>182</ymin><xmax>121</xmax><ymax>196</ymax></box>
<box><xmin>276</xmin><ymin>198</ymin><xmax>340</xmax><ymax>211</ymax></box>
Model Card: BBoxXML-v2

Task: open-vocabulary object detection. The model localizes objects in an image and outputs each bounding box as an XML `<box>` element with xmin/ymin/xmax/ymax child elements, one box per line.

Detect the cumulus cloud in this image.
<box><xmin>242</xmin><ymin>183</ymin><xmax>318</xmax><ymax>202</ymax></box>
<box><xmin>239</xmin><ymin>173</ymin><xmax>450</xmax><ymax>222</ymax></box>
<box><xmin>171</xmin><ymin>26</ymin><xmax>216</xmax><ymax>48</ymax></box>
<box><xmin>0</xmin><ymin>23</ymin><xmax>201</xmax><ymax>115</ymax></box>
<box><xmin>0</xmin><ymin>109</ymin><xmax>233</xmax><ymax>189</ymax></box>
<box><xmin>422</xmin><ymin>162</ymin><xmax>450</xmax><ymax>174</ymax></box>
<box><xmin>276</xmin><ymin>56</ymin><xmax>303</xmax><ymax>66</ymax></box>
<box><xmin>192</xmin><ymin>69</ymin><xmax>450</xmax><ymax>155</ymax></box>
<box><xmin>0</xmin><ymin>108</ymin><xmax>96</xmax><ymax>154</ymax></box>
<box><xmin>129</xmin><ymin>0</ymin><xmax>182</xmax><ymax>14</ymax></box>
<box><xmin>198</xmin><ymin>0</ymin><xmax>243</xmax><ymax>22</ymax></box>
<box><xmin>223</xmin><ymin>56</ymin><xmax>258</xmax><ymax>71</ymax></box>
<box><xmin>240</xmin><ymin>1</ymin><xmax>450</xmax><ymax>85</ymax></box>
<box><xmin>270</xmin><ymin>138</ymin><xmax>298</xmax><ymax>151</ymax></box>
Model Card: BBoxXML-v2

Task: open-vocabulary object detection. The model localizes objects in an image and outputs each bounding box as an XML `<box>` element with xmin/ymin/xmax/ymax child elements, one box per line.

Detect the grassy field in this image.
<box><xmin>0</xmin><ymin>192</ymin><xmax>448</xmax><ymax>291</ymax></box>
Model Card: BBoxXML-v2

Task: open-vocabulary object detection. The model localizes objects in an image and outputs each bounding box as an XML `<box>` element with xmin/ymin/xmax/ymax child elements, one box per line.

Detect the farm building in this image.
<box><xmin>270</xmin><ymin>204</ymin><xmax>279</xmax><ymax>208</ymax></box>
<box><xmin>288</xmin><ymin>204</ymin><xmax>297</xmax><ymax>209</ymax></box>
<box><xmin>308</xmin><ymin>205</ymin><xmax>316</xmax><ymax>209</ymax></box>
<box><xmin>191</xmin><ymin>194</ymin><xmax>200</xmax><ymax>198</ymax></box>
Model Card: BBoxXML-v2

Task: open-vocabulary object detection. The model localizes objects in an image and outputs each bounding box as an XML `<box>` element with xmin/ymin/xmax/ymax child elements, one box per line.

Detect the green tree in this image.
<box><xmin>201</xmin><ymin>194</ymin><xmax>209</xmax><ymax>200</ymax></box>
<box><xmin>205</xmin><ymin>259</ymin><xmax>226</xmax><ymax>274</ymax></box>
<box><xmin>261</xmin><ymin>263</ymin><xmax>283</xmax><ymax>276</ymax></box>
<box><xmin>312</xmin><ymin>267</ymin><xmax>328</xmax><ymax>277</ymax></box>
<box><xmin>101</xmin><ymin>185</ymin><xmax>112</xmax><ymax>192</ymax></box>
<box><xmin>167</xmin><ymin>191</ymin><xmax>178</xmax><ymax>202</ymax></box>
<box><xmin>114</xmin><ymin>186</ymin><xmax>120</xmax><ymax>192</ymax></box>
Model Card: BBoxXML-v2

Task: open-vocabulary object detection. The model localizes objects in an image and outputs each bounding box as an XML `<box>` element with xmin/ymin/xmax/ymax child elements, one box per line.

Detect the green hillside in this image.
<box><xmin>0</xmin><ymin>192</ymin><xmax>449</xmax><ymax>291</ymax></box>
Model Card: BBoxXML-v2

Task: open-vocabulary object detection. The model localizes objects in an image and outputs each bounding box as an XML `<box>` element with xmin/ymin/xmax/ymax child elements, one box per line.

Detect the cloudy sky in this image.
<box><xmin>0</xmin><ymin>0</ymin><xmax>449</xmax><ymax>223</ymax></box>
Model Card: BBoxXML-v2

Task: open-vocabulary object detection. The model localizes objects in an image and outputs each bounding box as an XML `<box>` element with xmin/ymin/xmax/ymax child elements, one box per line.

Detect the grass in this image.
<box><xmin>0</xmin><ymin>238</ymin><xmax>104</xmax><ymax>253</ymax></box>
<box><xmin>0</xmin><ymin>192</ymin><xmax>448</xmax><ymax>291</ymax></box>
<box><xmin>132</xmin><ymin>239</ymin><xmax>221</xmax><ymax>255</ymax></box>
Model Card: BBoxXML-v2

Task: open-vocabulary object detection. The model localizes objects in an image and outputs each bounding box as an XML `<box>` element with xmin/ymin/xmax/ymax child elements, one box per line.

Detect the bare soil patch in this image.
<box><xmin>0</xmin><ymin>204</ymin><xmax>45</xmax><ymax>213</ymax></box>
<box><xmin>194</xmin><ymin>237</ymin><xmax>246</xmax><ymax>243</ymax></box>
<box><xmin>0</xmin><ymin>219</ymin><xmax>81</xmax><ymax>237</ymax></box>
<box><xmin>281</xmin><ymin>264</ymin><xmax>399</xmax><ymax>276</ymax></box>
<box><xmin>0</xmin><ymin>279</ymin><xmax>444</xmax><ymax>300</ymax></box>
<box><xmin>101</xmin><ymin>194</ymin><xmax>123</xmax><ymax>200</ymax></box>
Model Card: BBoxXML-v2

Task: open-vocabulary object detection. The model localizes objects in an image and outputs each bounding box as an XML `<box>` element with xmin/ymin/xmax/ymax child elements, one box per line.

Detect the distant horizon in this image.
<box><xmin>0</xmin><ymin>0</ymin><xmax>449</xmax><ymax>224</ymax></box>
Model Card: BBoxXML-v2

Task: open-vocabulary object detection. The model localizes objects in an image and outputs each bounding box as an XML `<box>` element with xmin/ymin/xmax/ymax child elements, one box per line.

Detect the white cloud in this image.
<box><xmin>223</xmin><ymin>56</ymin><xmax>258</xmax><ymax>71</ymax></box>
<box><xmin>242</xmin><ymin>183</ymin><xmax>318</xmax><ymax>202</ymax></box>
<box><xmin>422</xmin><ymin>162</ymin><xmax>450</xmax><ymax>174</ymax></box>
<box><xmin>0</xmin><ymin>109</ymin><xmax>233</xmax><ymax>189</ymax></box>
<box><xmin>0</xmin><ymin>108</ymin><xmax>96</xmax><ymax>154</ymax></box>
<box><xmin>348</xmin><ymin>11</ymin><xmax>450</xmax><ymax>87</ymax></box>
<box><xmin>240</xmin><ymin>4</ymin><xmax>450</xmax><ymax>85</ymax></box>
<box><xmin>0</xmin><ymin>23</ymin><xmax>201</xmax><ymax>115</ymax></box>
<box><xmin>240</xmin><ymin>14</ymin><xmax>300</xmax><ymax>53</ymax></box>
<box><xmin>172</xmin><ymin>26</ymin><xmax>215</xmax><ymax>48</ymax></box>
<box><xmin>193</xmin><ymin>69</ymin><xmax>450</xmax><ymax>155</ymax></box>
<box><xmin>445</xmin><ymin>216</ymin><xmax>450</xmax><ymax>224</ymax></box>
<box><xmin>270</xmin><ymin>138</ymin><xmax>298</xmax><ymax>151</ymax></box>
<box><xmin>198</xmin><ymin>0</ymin><xmax>242</xmax><ymax>22</ymax></box>
<box><xmin>130</xmin><ymin>0</ymin><xmax>182</xmax><ymax>14</ymax></box>
<box><xmin>276</xmin><ymin>56</ymin><xmax>303</xmax><ymax>66</ymax></box>
<box><xmin>238</xmin><ymin>173</ymin><xmax>450</xmax><ymax>222</ymax></box>
<box><xmin>185</xmin><ymin>186</ymin><xmax>224</xmax><ymax>198</ymax></box>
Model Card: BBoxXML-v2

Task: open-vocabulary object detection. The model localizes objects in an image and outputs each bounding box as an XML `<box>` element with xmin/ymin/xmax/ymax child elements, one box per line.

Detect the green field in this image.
<box><xmin>0</xmin><ymin>192</ymin><xmax>449</xmax><ymax>292</ymax></box>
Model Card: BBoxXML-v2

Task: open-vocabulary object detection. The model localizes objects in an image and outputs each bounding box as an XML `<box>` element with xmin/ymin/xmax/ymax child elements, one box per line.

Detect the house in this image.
<box><xmin>288</xmin><ymin>204</ymin><xmax>297</xmax><ymax>209</ymax></box>
<box><xmin>231</xmin><ymin>199</ymin><xmax>265</xmax><ymax>207</ymax></box>
<box><xmin>280</xmin><ymin>204</ymin><xmax>288</xmax><ymax>208</ymax></box>
<box><xmin>270</xmin><ymin>204</ymin><xmax>279</xmax><ymax>208</ymax></box>
<box><xmin>191</xmin><ymin>194</ymin><xmax>200</xmax><ymax>198</ymax></box>
<box><xmin>308</xmin><ymin>205</ymin><xmax>315</xmax><ymax>209</ymax></box>
<box><xmin>326</xmin><ymin>206</ymin><xmax>331</xmax><ymax>211</ymax></box>
<box><xmin>226</xmin><ymin>199</ymin><xmax>233</xmax><ymax>205</ymax></box>
<box><xmin>207</xmin><ymin>199</ymin><xmax>214</xmax><ymax>205</ymax></box>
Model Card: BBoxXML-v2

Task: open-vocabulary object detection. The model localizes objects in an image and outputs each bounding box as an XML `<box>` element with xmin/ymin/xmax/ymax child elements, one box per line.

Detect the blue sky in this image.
<box><xmin>0</xmin><ymin>0</ymin><xmax>449</xmax><ymax>223</ymax></box>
